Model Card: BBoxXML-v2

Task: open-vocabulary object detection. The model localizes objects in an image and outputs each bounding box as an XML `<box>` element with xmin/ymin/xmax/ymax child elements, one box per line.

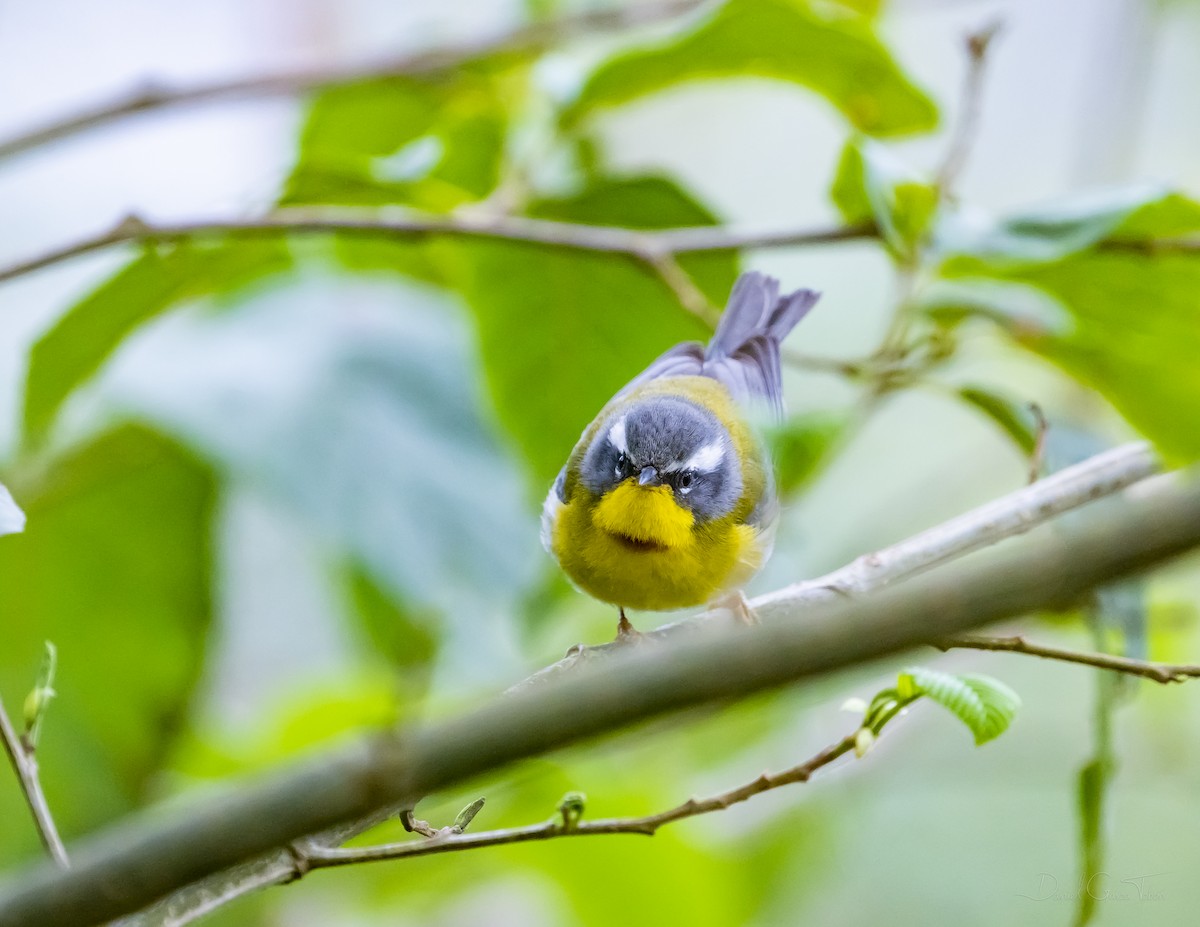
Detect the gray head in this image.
<box><xmin>579</xmin><ymin>396</ymin><xmax>743</xmax><ymax>523</ymax></box>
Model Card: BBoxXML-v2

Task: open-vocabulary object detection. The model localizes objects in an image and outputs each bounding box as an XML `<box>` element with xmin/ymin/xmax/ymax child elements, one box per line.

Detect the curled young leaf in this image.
<box><xmin>898</xmin><ymin>666</ymin><xmax>1021</xmax><ymax>745</ymax></box>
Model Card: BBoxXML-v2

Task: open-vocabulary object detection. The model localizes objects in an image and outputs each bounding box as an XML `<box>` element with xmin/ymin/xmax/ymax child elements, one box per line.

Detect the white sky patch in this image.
<box><xmin>608</xmin><ymin>416</ymin><xmax>627</xmax><ymax>453</ymax></box>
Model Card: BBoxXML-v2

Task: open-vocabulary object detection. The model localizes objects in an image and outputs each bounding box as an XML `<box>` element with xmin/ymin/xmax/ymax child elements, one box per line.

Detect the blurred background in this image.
<box><xmin>2</xmin><ymin>0</ymin><xmax>1200</xmax><ymax>924</ymax></box>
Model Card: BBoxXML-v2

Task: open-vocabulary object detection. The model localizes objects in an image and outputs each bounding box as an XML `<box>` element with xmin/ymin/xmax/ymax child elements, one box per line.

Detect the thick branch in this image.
<box><xmin>0</xmin><ymin>212</ymin><xmax>875</xmax><ymax>287</ymax></box>
<box><xmin>0</xmin><ymin>0</ymin><xmax>705</xmax><ymax>163</ymax></box>
<box><xmin>3</xmin><ymin>463</ymin><xmax>1200</xmax><ymax>927</ymax></box>
<box><xmin>0</xmin><ymin>694</ymin><xmax>68</xmax><ymax>868</ymax></box>
<box><xmin>941</xmin><ymin>634</ymin><xmax>1200</xmax><ymax>684</ymax></box>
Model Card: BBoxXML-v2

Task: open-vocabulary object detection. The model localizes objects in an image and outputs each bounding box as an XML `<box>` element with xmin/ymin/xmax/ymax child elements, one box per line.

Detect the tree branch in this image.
<box><xmin>4</xmin><ymin>459</ymin><xmax>1200</xmax><ymax>927</ymax></box>
<box><xmin>940</xmin><ymin>634</ymin><xmax>1200</xmax><ymax>684</ymax></box>
<box><xmin>301</xmin><ymin>732</ymin><xmax>857</xmax><ymax>869</ymax></box>
<box><xmin>0</xmin><ymin>0</ymin><xmax>707</xmax><ymax>163</ymax></box>
<box><xmin>0</xmin><ymin>693</ymin><xmax>69</xmax><ymax>868</ymax></box>
<box><xmin>0</xmin><ymin>211</ymin><xmax>876</xmax><ymax>287</ymax></box>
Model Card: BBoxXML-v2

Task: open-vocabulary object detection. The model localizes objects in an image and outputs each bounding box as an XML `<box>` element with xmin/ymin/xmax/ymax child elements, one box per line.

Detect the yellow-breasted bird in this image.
<box><xmin>542</xmin><ymin>272</ymin><xmax>820</xmax><ymax>636</ymax></box>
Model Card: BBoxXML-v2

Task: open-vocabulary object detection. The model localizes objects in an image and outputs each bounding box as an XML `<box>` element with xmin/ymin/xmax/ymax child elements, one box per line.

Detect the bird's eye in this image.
<box><xmin>677</xmin><ymin>470</ymin><xmax>695</xmax><ymax>494</ymax></box>
<box><xmin>615</xmin><ymin>454</ymin><xmax>630</xmax><ymax>479</ymax></box>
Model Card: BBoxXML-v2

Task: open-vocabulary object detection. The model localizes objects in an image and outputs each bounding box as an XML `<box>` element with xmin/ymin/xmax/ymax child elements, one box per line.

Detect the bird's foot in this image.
<box><xmin>615</xmin><ymin>607</ymin><xmax>644</xmax><ymax>644</ymax></box>
<box><xmin>713</xmin><ymin>590</ymin><xmax>759</xmax><ymax>627</ymax></box>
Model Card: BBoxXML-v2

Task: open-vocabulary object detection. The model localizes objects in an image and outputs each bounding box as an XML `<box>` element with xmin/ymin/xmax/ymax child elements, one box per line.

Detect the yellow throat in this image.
<box><xmin>592</xmin><ymin>482</ymin><xmax>694</xmax><ymax>549</ymax></box>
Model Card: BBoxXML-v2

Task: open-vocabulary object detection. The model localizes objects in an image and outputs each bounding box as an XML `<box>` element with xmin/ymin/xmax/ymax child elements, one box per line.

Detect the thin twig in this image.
<box><xmin>0</xmin><ymin>694</ymin><xmax>69</xmax><ymax>868</ymax></box>
<box><xmin>940</xmin><ymin>634</ymin><xmax>1200</xmax><ymax>684</ymax></box>
<box><xmin>0</xmin><ymin>0</ymin><xmax>707</xmax><ymax>163</ymax></box>
<box><xmin>935</xmin><ymin>19</ymin><xmax>1004</xmax><ymax>194</ymax></box>
<box><xmin>642</xmin><ymin>251</ymin><xmax>721</xmax><ymax>327</ymax></box>
<box><xmin>0</xmin><ymin>212</ymin><xmax>875</xmax><ymax>287</ymax></box>
<box><xmin>301</xmin><ymin>734</ymin><xmax>857</xmax><ymax>869</ymax></box>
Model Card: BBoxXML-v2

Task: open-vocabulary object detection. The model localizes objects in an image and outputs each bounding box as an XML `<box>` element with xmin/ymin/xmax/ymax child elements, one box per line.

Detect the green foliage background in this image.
<box><xmin>2</xmin><ymin>1</ymin><xmax>1200</xmax><ymax>924</ymax></box>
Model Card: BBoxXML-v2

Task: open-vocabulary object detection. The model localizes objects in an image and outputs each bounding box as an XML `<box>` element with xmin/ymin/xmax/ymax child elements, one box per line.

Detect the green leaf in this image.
<box><xmin>22</xmin><ymin>239</ymin><xmax>291</xmax><ymax>449</ymax></box>
<box><xmin>956</xmin><ymin>387</ymin><xmax>1040</xmax><ymax>455</ymax></box>
<box><xmin>453</xmin><ymin>175</ymin><xmax>731</xmax><ymax>485</ymax></box>
<box><xmin>898</xmin><ymin>666</ymin><xmax>1020</xmax><ymax>745</ymax></box>
<box><xmin>564</xmin><ymin>0</ymin><xmax>937</xmax><ymax>137</ymax></box>
<box><xmin>283</xmin><ymin>69</ymin><xmax>509</xmax><ymax>212</ymax></box>
<box><xmin>938</xmin><ymin>187</ymin><xmax>1200</xmax><ymax>461</ymax></box>
<box><xmin>0</xmin><ymin>482</ymin><xmax>23</xmax><ymax>535</ymax></box>
<box><xmin>763</xmin><ymin>413</ymin><xmax>844</xmax><ymax>495</ymax></box>
<box><xmin>344</xmin><ymin>563</ymin><xmax>438</xmax><ymax>713</ymax></box>
<box><xmin>831</xmin><ymin>138</ymin><xmax>936</xmax><ymax>256</ymax></box>
<box><xmin>0</xmin><ymin>426</ymin><xmax>214</xmax><ymax>863</ymax></box>
<box><xmin>96</xmin><ymin>274</ymin><xmax>538</xmax><ymax>629</ymax></box>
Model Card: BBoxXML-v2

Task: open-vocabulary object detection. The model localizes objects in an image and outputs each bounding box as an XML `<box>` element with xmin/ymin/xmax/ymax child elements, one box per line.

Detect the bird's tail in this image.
<box><xmin>706</xmin><ymin>272</ymin><xmax>820</xmax><ymax>361</ymax></box>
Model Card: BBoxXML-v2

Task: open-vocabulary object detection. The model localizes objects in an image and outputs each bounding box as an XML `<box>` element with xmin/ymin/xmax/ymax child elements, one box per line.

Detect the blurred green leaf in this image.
<box><xmin>956</xmin><ymin>387</ymin><xmax>1040</xmax><ymax>455</ymax></box>
<box><xmin>898</xmin><ymin>666</ymin><xmax>1020</xmax><ymax>745</ymax></box>
<box><xmin>283</xmin><ymin>69</ymin><xmax>509</xmax><ymax>212</ymax></box>
<box><xmin>0</xmin><ymin>425</ymin><xmax>214</xmax><ymax>864</ymax></box>
<box><xmin>564</xmin><ymin>0</ymin><xmax>937</xmax><ymax>137</ymax></box>
<box><xmin>453</xmin><ymin>175</ymin><xmax>729</xmax><ymax>485</ymax></box>
<box><xmin>939</xmin><ymin>187</ymin><xmax>1200</xmax><ymax>461</ymax></box>
<box><xmin>831</xmin><ymin>138</ymin><xmax>936</xmax><ymax>257</ymax></box>
<box><xmin>763</xmin><ymin>413</ymin><xmax>844</xmax><ymax>496</ymax></box>
<box><xmin>937</xmin><ymin>185</ymin><xmax>1200</xmax><ymax>264</ymax></box>
<box><xmin>344</xmin><ymin>563</ymin><xmax>438</xmax><ymax>705</ymax></box>
<box><xmin>23</xmin><ymin>239</ymin><xmax>291</xmax><ymax>449</ymax></box>
<box><xmin>0</xmin><ymin>482</ymin><xmax>23</xmax><ymax>535</ymax></box>
<box><xmin>97</xmin><ymin>275</ymin><xmax>538</xmax><ymax>641</ymax></box>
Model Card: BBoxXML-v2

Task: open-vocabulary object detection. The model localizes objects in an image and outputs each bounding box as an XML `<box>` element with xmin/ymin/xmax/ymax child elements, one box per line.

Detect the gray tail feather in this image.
<box><xmin>706</xmin><ymin>271</ymin><xmax>820</xmax><ymax>361</ymax></box>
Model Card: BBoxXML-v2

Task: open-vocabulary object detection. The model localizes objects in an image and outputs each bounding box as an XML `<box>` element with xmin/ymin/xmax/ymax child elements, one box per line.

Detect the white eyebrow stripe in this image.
<box><xmin>608</xmin><ymin>417</ymin><xmax>627</xmax><ymax>454</ymax></box>
<box><xmin>665</xmin><ymin>440</ymin><xmax>725</xmax><ymax>473</ymax></box>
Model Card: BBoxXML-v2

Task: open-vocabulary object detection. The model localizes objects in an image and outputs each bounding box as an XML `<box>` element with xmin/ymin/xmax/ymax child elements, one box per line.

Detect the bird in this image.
<box><xmin>541</xmin><ymin>271</ymin><xmax>820</xmax><ymax>638</ymax></box>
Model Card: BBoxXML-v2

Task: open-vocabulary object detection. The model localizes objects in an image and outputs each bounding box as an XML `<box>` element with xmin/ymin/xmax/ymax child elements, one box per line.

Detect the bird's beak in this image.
<box><xmin>638</xmin><ymin>466</ymin><xmax>659</xmax><ymax>486</ymax></box>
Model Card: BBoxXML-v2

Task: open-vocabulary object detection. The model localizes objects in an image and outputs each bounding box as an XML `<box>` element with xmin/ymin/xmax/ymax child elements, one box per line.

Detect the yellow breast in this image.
<box><xmin>549</xmin><ymin>375</ymin><xmax>772</xmax><ymax>611</ymax></box>
<box><xmin>552</xmin><ymin>491</ymin><xmax>763</xmax><ymax>610</ymax></box>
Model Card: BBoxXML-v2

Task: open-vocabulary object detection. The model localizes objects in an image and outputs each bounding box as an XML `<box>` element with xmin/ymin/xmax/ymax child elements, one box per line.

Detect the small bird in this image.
<box><xmin>542</xmin><ymin>272</ymin><xmax>820</xmax><ymax>637</ymax></box>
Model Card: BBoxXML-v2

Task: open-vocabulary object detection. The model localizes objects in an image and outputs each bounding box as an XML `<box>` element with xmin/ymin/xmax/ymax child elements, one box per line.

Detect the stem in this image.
<box><xmin>0</xmin><ymin>694</ymin><xmax>69</xmax><ymax>868</ymax></box>
<box><xmin>939</xmin><ymin>634</ymin><xmax>1200</xmax><ymax>684</ymax></box>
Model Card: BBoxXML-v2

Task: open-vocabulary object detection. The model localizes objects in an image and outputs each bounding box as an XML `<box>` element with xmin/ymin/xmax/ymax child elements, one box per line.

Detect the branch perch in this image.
<box><xmin>4</xmin><ymin>459</ymin><xmax>1200</xmax><ymax>927</ymax></box>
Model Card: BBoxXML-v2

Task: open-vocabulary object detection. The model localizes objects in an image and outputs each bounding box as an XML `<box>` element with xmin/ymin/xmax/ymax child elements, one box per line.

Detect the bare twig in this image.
<box><xmin>642</xmin><ymin>251</ymin><xmax>721</xmax><ymax>327</ymax></box>
<box><xmin>0</xmin><ymin>0</ymin><xmax>707</xmax><ymax>163</ymax></box>
<box><xmin>940</xmin><ymin>634</ymin><xmax>1200</xmax><ymax>684</ymax></box>
<box><xmin>0</xmin><ymin>211</ymin><xmax>875</xmax><ymax>287</ymax></box>
<box><xmin>0</xmin><ymin>694</ymin><xmax>68</xmax><ymax>868</ymax></box>
<box><xmin>935</xmin><ymin>19</ymin><xmax>1004</xmax><ymax>194</ymax></box>
<box><xmin>300</xmin><ymin>733</ymin><xmax>857</xmax><ymax>870</ymax></box>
